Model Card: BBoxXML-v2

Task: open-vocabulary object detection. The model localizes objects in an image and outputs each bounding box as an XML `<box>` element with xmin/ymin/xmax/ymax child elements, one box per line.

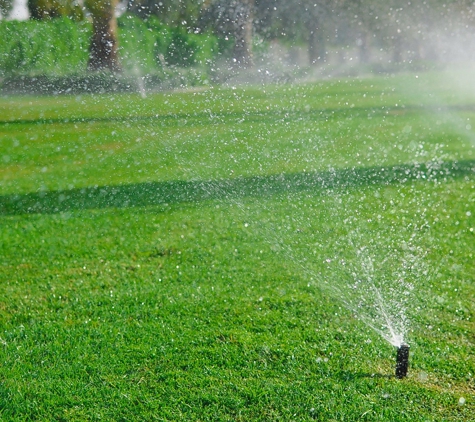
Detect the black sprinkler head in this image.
<box><xmin>395</xmin><ymin>343</ymin><xmax>410</xmax><ymax>379</ymax></box>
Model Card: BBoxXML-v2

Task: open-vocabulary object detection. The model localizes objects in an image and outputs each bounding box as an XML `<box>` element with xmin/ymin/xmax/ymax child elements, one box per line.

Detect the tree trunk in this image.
<box><xmin>392</xmin><ymin>32</ymin><xmax>403</xmax><ymax>64</ymax></box>
<box><xmin>232</xmin><ymin>0</ymin><xmax>254</xmax><ymax>68</ymax></box>
<box><xmin>307</xmin><ymin>17</ymin><xmax>326</xmax><ymax>66</ymax></box>
<box><xmin>358</xmin><ymin>31</ymin><xmax>370</xmax><ymax>64</ymax></box>
<box><xmin>86</xmin><ymin>0</ymin><xmax>121</xmax><ymax>72</ymax></box>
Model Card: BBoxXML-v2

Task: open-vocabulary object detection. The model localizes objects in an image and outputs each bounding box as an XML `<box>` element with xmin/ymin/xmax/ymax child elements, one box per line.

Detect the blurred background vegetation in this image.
<box><xmin>1</xmin><ymin>0</ymin><xmax>475</xmax><ymax>92</ymax></box>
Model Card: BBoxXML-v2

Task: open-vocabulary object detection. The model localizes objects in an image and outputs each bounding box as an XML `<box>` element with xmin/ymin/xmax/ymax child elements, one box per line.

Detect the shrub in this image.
<box><xmin>117</xmin><ymin>14</ymin><xmax>169</xmax><ymax>74</ymax></box>
<box><xmin>0</xmin><ymin>17</ymin><xmax>91</xmax><ymax>77</ymax></box>
<box><xmin>0</xmin><ymin>15</ymin><xmax>221</xmax><ymax>78</ymax></box>
<box><xmin>118</xmin><ymin>14</ymin><xmax>219</xmax><ymax>71</ymax></box>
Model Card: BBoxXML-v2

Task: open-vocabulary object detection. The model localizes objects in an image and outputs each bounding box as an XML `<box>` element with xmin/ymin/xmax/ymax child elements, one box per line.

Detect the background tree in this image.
<box><xmin>85</xmin><ymin>0</ymin><xmax>121</xmax><ymax>71</ymax></box>
<box><xmin>27</xmin><ymin>0</ymin><xmax>119</xmax><ymax>71</ymax></box>
<box><xmin>0</xmin><ymin>0</ymin><xmax>13</xmax><ymax>19</ymax></box>
<box><xmin>27</xmin><ymin>0</ymin><xmax>83</xmax><ymax>20</ymax></box>
<box><xmin>265</xmin><ymin>0</ymin><xmax>339</xmax><ymax>66</ymax></box>
<box><xmin>200</xmin><ymin>0</ymin><xmax>255</xmax><ymax>67</ymax></box>
<box><xmin>126</xmin><ymin>0</ymin><xmax>203</xmax><ymax>28</ymax></box>
<box><xmin>18</xmin><ymin>0</ymin><xmax>475</xmax><ymax>76</ymax></box>
<box><xmin>339</xmin><ymin>0</ymin><xmax>384</xmax><ymax>64</ymax></box>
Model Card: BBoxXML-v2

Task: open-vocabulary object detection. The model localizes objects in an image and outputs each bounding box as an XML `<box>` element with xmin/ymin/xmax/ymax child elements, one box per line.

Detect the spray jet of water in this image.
<box><xmin>132</xmin><ymin>66</ymin><xmax>147</xmax><ymax>99</ymax></box>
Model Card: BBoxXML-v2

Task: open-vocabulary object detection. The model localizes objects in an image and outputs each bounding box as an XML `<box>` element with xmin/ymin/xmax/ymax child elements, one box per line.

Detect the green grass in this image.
<box><xmin>1</xmin><ymin>70</ymin><xmax>474</xmax><ymax>421</ymax></box>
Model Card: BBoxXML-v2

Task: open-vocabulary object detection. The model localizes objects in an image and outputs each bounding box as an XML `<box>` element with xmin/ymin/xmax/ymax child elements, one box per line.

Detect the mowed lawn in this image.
<box><xmin>0</xmin><ymin>71</ymin><xmax>474</xmax><ymax>421</ymax></box>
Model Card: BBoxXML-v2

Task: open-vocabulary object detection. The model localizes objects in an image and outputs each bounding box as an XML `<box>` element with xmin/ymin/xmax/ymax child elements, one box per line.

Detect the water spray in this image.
<box><xmin>395</xmin><ymin>343</ymin><xmax>410</xmax><ymax>379</ymax></box>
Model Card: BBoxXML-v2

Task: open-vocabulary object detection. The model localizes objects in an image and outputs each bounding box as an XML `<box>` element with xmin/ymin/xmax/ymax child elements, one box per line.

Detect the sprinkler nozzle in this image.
<box><xmin>395</xmin><ymin>343</ymin><xmax>410</xmax><ymax>379</ymax></box>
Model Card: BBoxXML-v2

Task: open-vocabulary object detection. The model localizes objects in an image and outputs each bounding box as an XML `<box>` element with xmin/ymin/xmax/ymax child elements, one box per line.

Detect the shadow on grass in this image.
<box><xmin>336</xmin><ymin>371</ymin><xmax>395</xmax><ymax>381</ymax></box>
<box><xmin>1</xmin><ymin>159</ymin><xmax>474</xmax><ymax>216</ymax></box>
<box><xmin>1</xmin><ymin>103</ymin><xmax>473</xmax><ymax>128</ymax></box>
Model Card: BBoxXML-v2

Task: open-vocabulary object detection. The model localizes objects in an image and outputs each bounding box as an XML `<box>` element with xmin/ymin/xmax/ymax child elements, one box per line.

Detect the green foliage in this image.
<box><xmin>118</xmin><ymin>14</ymin><xmax>219</xmax><ymax>70</ymax></box>
<box><xmin>0</xmin><ymin>18</ymin><xmax>91</xmax><ymax>77</ymax></box>
<box><xmin>166</xmin><ymin>27</ymin><xmax>218</xmax><ymax>67</ymax></box>
<box><xmin>0</xmin><ymin>14</ymin><xmax>221</xmax><ymax>79</ymax></box>
<box><xmin>0</xmin><ymin>0</ymin><xmax>13</xmax><ymax>18</ymax></box>
<box><xmin>117</xmin><ymin>14</ymin><xmax>167</xmax><ymax>73</ymax></box>
<box><xmin>27</xmin><ymin>0</ymin><xmax>84</xmax><ymax>20</ymax></box>
<box><xmin>126</xmin><ymin>0</ymin><xmax>203</xmax><ymax>27</ymax></box>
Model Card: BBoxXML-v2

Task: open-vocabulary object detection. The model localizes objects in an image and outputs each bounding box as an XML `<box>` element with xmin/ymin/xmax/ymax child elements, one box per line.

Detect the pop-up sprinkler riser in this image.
<box><xmin>395</xmin><ymin>343</ymin><xmax>410</xmax><ymax>379</ymax></box>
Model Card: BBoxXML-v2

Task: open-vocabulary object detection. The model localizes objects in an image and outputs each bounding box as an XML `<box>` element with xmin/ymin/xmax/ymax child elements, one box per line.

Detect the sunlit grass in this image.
<box><xmin>1</xmin><ymin>70</ymin><xmax>474</xmax><ymax>420</ymax></box>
